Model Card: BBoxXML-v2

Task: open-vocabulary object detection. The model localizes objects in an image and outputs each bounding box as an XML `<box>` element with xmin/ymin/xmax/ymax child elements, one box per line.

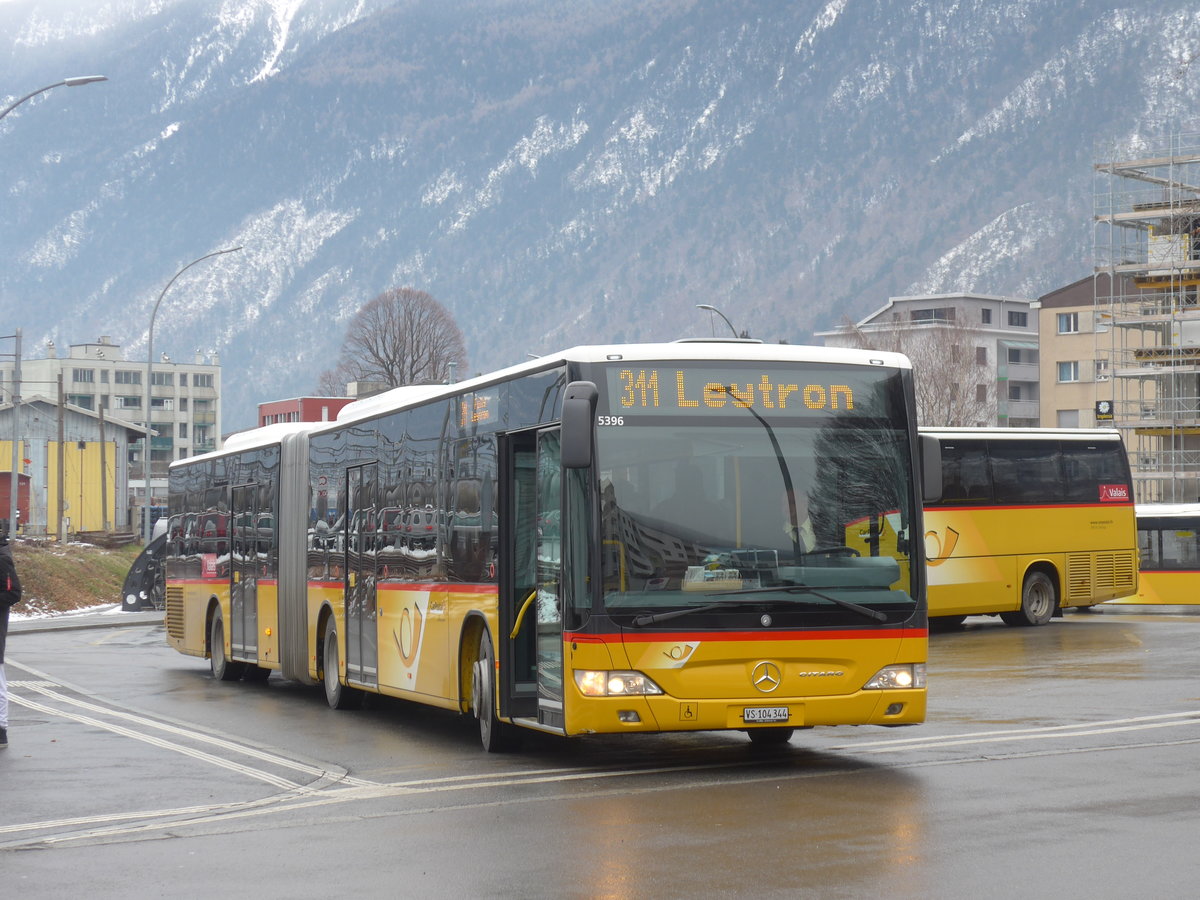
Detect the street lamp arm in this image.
<box><xmin>0</xmin><ymin>75</ymin><xmax>108</xmax><ymax>122</ymax></box>
<box><xmin>695</xmin><ymin>303</ymin><xmax>740</xmax><ymax>338</ymax></box>
<box><xmin>147</xmin><ymin>246</ymin><xmax>244</xmax><ymax>341</ymax></box>
<box><xmin>142</xmin><ymin>244</ymin><xmax>242</xmax><ymax>542</ymax></box>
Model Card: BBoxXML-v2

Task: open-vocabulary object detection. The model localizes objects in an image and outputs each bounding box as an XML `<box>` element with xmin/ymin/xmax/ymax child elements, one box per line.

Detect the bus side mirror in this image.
<box><xmin>920</xmin><ymin>434</ymin><xmax>942</xmax><ymax>504</ymax></box>
<box><xmin>561</xmin><ymin>381</ymin><xmax>598</xmax><ymax>469</ymax></box>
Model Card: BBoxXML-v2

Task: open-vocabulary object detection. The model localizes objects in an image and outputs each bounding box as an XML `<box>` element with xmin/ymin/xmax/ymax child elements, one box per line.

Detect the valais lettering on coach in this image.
<box><xmin>1099</xmin><ymin>484</ymin><xmax>1130</xmax><ymax>502</ymax></box>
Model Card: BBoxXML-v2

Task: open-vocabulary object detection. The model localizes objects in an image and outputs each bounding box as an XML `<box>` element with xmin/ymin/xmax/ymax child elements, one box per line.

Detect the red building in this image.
<box><xmin>257</xmin><ymin>397</ymin><xmax>353</xmax><ymax>427</ymax></box>
<box><xmin>0</xmin><ymin>472</ymin><xmax>31</xmax><ymax>529</ymax></box>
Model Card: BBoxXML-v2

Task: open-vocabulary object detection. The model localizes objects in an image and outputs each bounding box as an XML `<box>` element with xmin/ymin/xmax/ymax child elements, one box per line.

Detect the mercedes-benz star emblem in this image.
<box><xmin>751</xmin><ymin>661</ymin><xmax>782</xmax><ymax>693</ymax></box>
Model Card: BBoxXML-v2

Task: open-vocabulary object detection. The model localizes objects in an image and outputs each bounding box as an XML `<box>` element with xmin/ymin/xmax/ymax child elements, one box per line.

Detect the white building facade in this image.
<box><xmin>0</xmin><ymin>335</ymin><xmax>222</xmax><ymax>525</ymax></box>
<box><xmin>815</xmin><ymin>293</ymin><xmax>1040</xmax><ymax>427</ymax></box>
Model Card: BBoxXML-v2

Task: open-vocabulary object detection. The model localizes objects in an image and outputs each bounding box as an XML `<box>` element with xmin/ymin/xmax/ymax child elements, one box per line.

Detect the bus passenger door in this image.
<box><xmin>345</xmin><ymin>463</ymin><xmax>379</xmax><ymax>688</ymax></box>
<box><xmin>230</xmin><ymin>484</ymin><xmax>258</xmax><ymax>661</ymax></box>
<box><xmin>500</xmin><ymin>429</ymin><xmax>564</xmax><ymax>729</ymax></box>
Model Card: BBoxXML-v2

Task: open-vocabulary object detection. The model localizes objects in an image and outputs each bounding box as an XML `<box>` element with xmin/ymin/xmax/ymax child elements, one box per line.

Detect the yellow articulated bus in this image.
<box><xmin>165</xmin><ymin>341</ymin><xmax>934</xmax><ymax>751</ymax></box>
<box><xmin>1109</xmin><ymin>504</ymin><xmax>1200</xmax><ymax>606</ymax></box>
<box><xmin>920</xmin><ymin>428</ymin><xmax>1138</xmax><ymax>628</ymax></box>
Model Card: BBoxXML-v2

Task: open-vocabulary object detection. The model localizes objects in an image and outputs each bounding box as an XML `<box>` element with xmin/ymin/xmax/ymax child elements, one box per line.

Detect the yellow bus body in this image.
<box><xmin>1109</xmin><ymin>504</ymin><xmax>1200</xmax><ymax>605</ymax></box>
<box><xmin>565</xmin><ymin>631</ymin><xmax>925</xmax><ymax>734</ymax></box>
<box><xmin>168</xmin><ymin>575</ymin><xmax>924</xmax><ymax>733</ymax></box>
<box><xmin>1115</xmin><ymin>570</ymin><xmax>1200</xmax><ymax>605</ymax></box>
<box><xmin>924</xmin><ymin>504</ymin><xmax>1138</xmax><ymax>617</ymax></box>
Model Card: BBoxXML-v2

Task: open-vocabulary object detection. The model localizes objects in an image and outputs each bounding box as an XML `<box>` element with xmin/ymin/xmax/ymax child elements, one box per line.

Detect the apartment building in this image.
<box><xmin>816</xmin><ymin>293</ymin><xmax>1040</xmax><ymax>427</ymax></box>
<box><xmin>1035</xmin><ymin>274</ymin><xmax>1130</xmax><ymax>429</ymax></box>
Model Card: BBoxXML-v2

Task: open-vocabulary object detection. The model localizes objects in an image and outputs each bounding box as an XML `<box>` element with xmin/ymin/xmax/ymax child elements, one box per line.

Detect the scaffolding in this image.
<box><xmin>1094</xmin><ymin>133</ymin><xmax>1200</xmax><ymax>503</ymax></box>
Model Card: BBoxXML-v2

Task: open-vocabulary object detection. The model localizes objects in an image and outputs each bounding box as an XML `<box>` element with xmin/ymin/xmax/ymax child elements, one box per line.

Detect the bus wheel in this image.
<box><xmin>747</xmin><ymin>727</ymin><xmax>795</xmax><ymax>746</ymax></box>
<box><xmin>209</xmin><ymin>608</ymin><xmax>245</xmax><ymax>682</ymax></box>
<box><xmin>323</xmin><ymin>626</ymin><xmax>362</xmax><ymax>710</ymax></box>
<box><xmin>1001</xmin><ymin>570</ymin><xmax>1057</xmax><ymax>627</ymax></box>
<box><xmin>472</xmin><ymin>631</ymin><xmax>520</xmax><ymax>753</ymax></box>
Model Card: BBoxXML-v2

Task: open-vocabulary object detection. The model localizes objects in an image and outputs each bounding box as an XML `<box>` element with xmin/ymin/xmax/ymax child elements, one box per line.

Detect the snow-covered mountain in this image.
<box><xmin>2</xmin><ymin>0</ymin><xmax>1198</xmax><ymax>429</ymax></box>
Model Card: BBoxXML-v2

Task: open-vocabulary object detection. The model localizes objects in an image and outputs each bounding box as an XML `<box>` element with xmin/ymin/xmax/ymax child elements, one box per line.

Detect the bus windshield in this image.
<box><xmin>591</xmin><ymin>361</ymin><xmax>918</xmax><ymax>628</ymax></box>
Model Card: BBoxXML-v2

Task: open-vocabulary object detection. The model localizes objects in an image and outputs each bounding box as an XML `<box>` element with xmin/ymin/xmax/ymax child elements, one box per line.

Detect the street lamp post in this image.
<box><xmin>696</xmin><ymin>303</ymin><xmax>742</xmax><ymax>338</ymax></box>
<box><xmin>143</xmin><ymin>246</ymin><xmax>242</xmax><ymax>542</ymax></box>
<box><xmin>0</xmin><ymin>75</ymin><xmax>108</xmax><ymax>122</ymax></box>
<box><xmin>2</xmin><ymin>331</ymin><xmax>21</xmax><ymax>535</ymax></box>
<box><xmin>1</xmin><ymin>76</ymin><xmax>105</xmax><ymax>537</ymax></box>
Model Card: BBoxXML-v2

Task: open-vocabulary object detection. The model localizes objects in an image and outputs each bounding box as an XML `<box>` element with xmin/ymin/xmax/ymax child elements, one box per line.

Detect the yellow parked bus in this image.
<box><xmin>1111</xmin><ymin>504</ymin><xmax>1200</xmax><ymax>605</ymax></box>
<box><xmin>165</xmin><ymin>341</ymin><xmax>934</xmax><ymax>750</ymax></box>
<box><xmin>920</xmin><ymin>428</ymin><xmax>1137</xmax><ymax>627</ymax></box>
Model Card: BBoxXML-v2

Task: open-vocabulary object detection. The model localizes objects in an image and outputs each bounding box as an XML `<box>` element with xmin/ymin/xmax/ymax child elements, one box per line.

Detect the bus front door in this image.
<box><xmin>345</xmin><ymin>463</ymin><xmax>379</xmax><ymax>688</ymax></box>
<box><xmin>501</xmin><ymin>429</ymin><xmax>564</xmax><ymax>730</ymax></box>
<box><xmin>230</xmin><ymin>484</ymin><xmax>258</xmax><ymax>661</ymax></box>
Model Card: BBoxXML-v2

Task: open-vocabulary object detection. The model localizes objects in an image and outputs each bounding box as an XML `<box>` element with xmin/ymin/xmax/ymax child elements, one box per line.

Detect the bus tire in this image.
<box><xmin>746</xmin><ymin>727</ymin><xmax>795</xmax><ymax>746</ymax></box>
<box><xmin>209</xmin><ymin>607</ymin><xmax>245</xmax><ymax>682</ymax></box>
<box><xmin>472</xmin><ymin>631</ymin><xmax>520</xmax><ymax>753</ymax></box>
<box><xmin>323</xmin><ymin>626</ymin><xmax>363</xmax><ymax>710</ymax></box>
<box><xmin>1001</xmin><ymin>570</ymin><xmax>1057</xmax><ymax>627</ymax></box>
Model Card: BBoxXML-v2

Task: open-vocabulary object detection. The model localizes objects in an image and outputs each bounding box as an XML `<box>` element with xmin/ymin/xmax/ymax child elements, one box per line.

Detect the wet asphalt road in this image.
<box><xmin>2</xmin><ymin>605</ymin><xmax>1199</xmax><ymax>898</ymax></box>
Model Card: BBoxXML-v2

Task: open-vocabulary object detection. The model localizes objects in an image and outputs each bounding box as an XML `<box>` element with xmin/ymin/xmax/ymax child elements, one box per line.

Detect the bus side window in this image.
<box><xmin>989</xmin><ymin>440</ymin><xmax>1063</xmax><ymax>505</ymax></box>
<box><xmin>940</xmin><ymin>441</ymin><xmax>991</xmax><ymax>505</ymax></box>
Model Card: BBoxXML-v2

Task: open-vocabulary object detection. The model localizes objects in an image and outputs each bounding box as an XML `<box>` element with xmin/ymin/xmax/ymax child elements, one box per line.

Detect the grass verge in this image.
<box><xmin>10</xmin><ymin>540</ymin><xmax>143</xmax><ymax>617</ymax></box>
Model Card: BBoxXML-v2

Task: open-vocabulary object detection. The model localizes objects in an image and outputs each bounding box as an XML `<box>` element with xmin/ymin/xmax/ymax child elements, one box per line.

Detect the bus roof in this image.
<box><xmin>170</xmin><ymin>420</ymin><xmax>323</xmax><ymax>469</ymax></box>
<box><xmin>329</xmin><ymin>340</ymin><xmax>914</xmax><ymax>429</ymax></box>
<box><xmin>1135</xmin><ymin>502</ymin><xmax>1200</xmax><ymax>519</ymax></box>
<box><xmin>918</xmin><ymin>426</ymin><xmax>1123</xmax><ymax>441</ymax></box>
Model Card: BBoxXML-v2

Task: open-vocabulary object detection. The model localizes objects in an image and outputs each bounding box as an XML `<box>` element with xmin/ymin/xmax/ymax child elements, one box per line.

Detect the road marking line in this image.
<box><xmin>831</xmin><ymin>710</ymin><xmax>1200</xmax><ymax>750</ymax></box>
<box><xmin>13</xmin><ymin>681</ymin><xmax>376</xmax><ymax>787</ymax></box>
<box><xmin>9</xmin><ymin>694</ymin><xmax>312</xmax><ymax>792</ymax></box>
<box><xmin>837</xmin><ymin>718</ymin><xmax>1200</xmax><ymax>753</ymax></box>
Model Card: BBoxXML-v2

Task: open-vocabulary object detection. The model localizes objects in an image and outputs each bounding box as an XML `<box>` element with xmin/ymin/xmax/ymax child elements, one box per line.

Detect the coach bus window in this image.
<box><xmin>1061</xmin><ymin>442</ymin><xmax>1131</xmax><ymax>504</ymax></box>
<box><xmin>989</xmin><ymin>440</ymin><xmax>1063</xmax><ymax>505</ymax></box>
<box><xmin>938</xmin><ymin>441</ymin><xmax>991</xmax><ymax>505</ymax></box>
<box><xmin>1139</xmin><ymin>517</ymin><xmax>1200</xmax><ymax>570</ymax></box>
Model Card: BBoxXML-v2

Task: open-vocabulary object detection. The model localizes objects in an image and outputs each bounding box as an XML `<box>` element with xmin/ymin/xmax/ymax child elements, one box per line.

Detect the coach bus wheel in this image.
<box><xmin>472</xmin><ymin>631</ymin><xmax>521</xmax><ymax>753</ymax></box>
<box><xmin>746</xmin><ymin>727</ymin><xmax>795</xmax><ymax>746</ymax></box>
<box><xmin>209</xmin><ymin>608</ymin><xmax>245</xmax><ymax>682</ymax></box>
<box><xmin>1001</xmin><ymin>570</ymin><xmax>1057</xmax><ymax>627</ymax></box>
<box><xmin>323</xmin><ymin>626</ymin><xmax>363</xmax><ymax>710</ymax></box>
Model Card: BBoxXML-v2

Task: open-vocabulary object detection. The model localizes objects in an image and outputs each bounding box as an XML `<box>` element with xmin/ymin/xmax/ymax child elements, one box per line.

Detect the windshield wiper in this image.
<box><xmin>722</xmin><ymin>583</ymin><xmax>889</xmax><ymax>622</ymax></box>
<box><xmin>630</xmin><ymin>597</ymin><xmax>765</xmax><ymax>627</ymax></box>
<box><xmin>628</xmin><ymin>583</ymin><xmax>888</xmax><ymax>626</ymax></box>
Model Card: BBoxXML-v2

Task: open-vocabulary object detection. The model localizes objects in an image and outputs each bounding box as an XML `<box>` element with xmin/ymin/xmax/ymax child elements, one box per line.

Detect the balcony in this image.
<box><xmin>1001</xmin><ymin>399</ymin><xmax>1041</xmax><ymax>421</ymax></box>
<box><xmin>1004</xmin><ymin>363</ymin><xmax>1040</xmax><ymax>382</ymax></box>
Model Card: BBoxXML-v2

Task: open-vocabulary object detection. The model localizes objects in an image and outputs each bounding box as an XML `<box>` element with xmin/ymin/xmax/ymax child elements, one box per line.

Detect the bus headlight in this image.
<box><xmin>863</xmin><ymin>664</ymin><xmax>926</xmax><ymax>690</ymax></box>
<box><xmin>574</xmin><ymin>670</ymin><xmax>665</xmax><ymax>697</ymax></box>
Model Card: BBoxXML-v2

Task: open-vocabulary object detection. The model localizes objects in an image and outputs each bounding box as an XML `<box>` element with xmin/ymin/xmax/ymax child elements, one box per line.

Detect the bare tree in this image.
<box><xmin>318</xmin><ymin>288</ymin><xmax>468</xmax><ymax>394</ymax></box>
<box><xmin>837</xmin><ymin>315</ymin><xmax>994</xmax><ymax>426</ymax></box>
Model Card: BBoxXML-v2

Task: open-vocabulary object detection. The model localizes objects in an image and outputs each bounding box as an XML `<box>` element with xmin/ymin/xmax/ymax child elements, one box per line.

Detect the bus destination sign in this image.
<box><xmin>607</xmin><ymin>367</ymin><xmax>856</xmax><ymax>416</ymax></box>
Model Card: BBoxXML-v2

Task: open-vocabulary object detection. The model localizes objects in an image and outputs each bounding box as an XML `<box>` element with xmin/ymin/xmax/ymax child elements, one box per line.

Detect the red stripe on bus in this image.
<box><xmin>306</xmin><ymin>581</ymin><xmax>497</xmax><ymax>594</ymax></box>
<box><xmin>567</xmin><ymin>628</ymin><xmax>924</xmax><ymax>643</ymax></box>
<box><xmin>925</xmin><ymin>502</ymin><xmax>1134</xmax><ymax>512</ymax></box>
